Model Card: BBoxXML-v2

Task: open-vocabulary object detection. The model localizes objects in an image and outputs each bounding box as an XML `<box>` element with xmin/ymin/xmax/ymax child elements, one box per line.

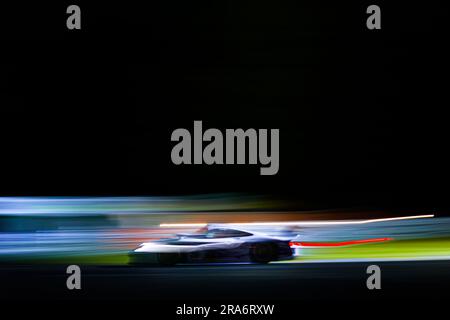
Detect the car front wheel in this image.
<box><xmin>157</xmin><ymin>252</ymin><xmax>180</xmax><ymax>266</ymax></box>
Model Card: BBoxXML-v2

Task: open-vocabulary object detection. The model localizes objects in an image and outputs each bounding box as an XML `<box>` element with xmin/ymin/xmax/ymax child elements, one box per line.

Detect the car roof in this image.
<box><xmin>206</xmin><ymin>224</ymin><xmax>255</xmax><ymax>234</ymax></box>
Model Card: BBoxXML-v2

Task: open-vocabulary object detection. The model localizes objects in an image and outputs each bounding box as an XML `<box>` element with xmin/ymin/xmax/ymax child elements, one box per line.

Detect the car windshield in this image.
<box><xmin>187</xmin><ymin>228</ymin><xmax>252</xmax><ymax>239</ymax></box>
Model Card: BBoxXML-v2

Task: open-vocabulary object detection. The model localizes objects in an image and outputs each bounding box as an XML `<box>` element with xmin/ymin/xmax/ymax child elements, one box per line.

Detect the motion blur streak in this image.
<box><xmin>0</xmin><ymin>196</ymin><xmax>449</xmax><ymax>265</ymax></box>
<box><xmin>0</xmin><ymin>195</ymin><xmax>282</xmax><ymax>216</ymax></box>
<box><xmin>160</xmin><ymin>214</ymin><xmax>435</xmax><ymax>228</ymax></box>
<box><xmin>289</xmin><ymin>237</ymin><xmax>393</xmax><ymax>247</ymax></box>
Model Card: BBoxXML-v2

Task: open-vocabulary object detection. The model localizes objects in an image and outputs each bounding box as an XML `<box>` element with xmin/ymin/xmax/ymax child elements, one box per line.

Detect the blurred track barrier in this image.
<box><xmin>0</xmin><ymin>196</ymin><xmax>449</xmax><ymax>264</ymax></box>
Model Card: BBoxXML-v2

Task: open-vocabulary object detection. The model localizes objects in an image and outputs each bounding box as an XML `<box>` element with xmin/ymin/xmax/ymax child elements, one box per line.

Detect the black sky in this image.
<box><xmin>1</xmin><ymin>1</ymin><xmax>449</xmax><ymax>210</ymax></box>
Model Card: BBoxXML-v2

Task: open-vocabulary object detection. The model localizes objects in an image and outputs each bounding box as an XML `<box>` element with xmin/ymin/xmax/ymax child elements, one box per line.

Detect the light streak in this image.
<box><xmin>289</xmin><ymin>237</ymin><xmax>393</xmax><ymax>248</ymax></box>
<box><xmin>160</xmin><ymin>214</ymin><xmax>434</xmax><ymax>228</ymax></box>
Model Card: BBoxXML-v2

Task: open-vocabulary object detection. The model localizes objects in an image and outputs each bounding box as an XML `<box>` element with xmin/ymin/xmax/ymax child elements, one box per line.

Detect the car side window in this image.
<box><xmin>206</xmin><ymin>229</ymin><xmax>251</xmax><ymax>238</ymax></box>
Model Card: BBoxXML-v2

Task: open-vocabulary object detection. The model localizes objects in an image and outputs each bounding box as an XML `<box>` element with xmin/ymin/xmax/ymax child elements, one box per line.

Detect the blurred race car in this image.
<box><xmin>129</xmin><ymin>225</ymin><xmax>293</xmax><ymax>266</ymax></box>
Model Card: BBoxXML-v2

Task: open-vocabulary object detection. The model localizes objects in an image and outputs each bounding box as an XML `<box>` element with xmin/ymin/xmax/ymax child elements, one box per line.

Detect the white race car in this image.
<box><xmin>129</xmin><ymin>225</ymin><xmax>293</xmax><ymax>266</ymax></box>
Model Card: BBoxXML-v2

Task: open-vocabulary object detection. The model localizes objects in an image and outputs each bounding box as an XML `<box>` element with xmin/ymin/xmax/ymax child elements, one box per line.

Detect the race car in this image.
<box><xmin>129</xmin><ymin>225</ymin><xmax>293</xmax><ymax>266</ymax></box>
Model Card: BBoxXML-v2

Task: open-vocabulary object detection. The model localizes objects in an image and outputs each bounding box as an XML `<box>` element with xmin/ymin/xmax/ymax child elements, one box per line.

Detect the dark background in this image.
<box><xmin>1</xmin><ymin>1</ymin><xmax>449</xmax><ymax>210</ymax></box>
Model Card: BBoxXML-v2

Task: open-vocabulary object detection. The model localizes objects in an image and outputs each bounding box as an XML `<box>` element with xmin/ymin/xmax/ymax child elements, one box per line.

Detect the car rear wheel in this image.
<box><xmin>250</xmin><ymin>243</ymin><xmax>276</xmax><ymax>263</ymax></box>
<box><xmin>157</xmin><ymin>252</ymin><xmax>180</xmax><ymax>266</ymax></box>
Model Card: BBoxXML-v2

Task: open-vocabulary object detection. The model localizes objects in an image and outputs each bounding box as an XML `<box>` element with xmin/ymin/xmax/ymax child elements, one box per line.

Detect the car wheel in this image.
<box><xmin>157</xmin><ymin>252</ymin><xmax>180</xmax><ymax>266</ymax></box>
<box><xmin>250</xmin><ymin>243</ymin><xmax>276</xmax><ymax>263</ymax></box>
<box><xmin>128</xmin><ymin>252</ymin><xmax>154</xmax><ymax>266</ymax></box>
